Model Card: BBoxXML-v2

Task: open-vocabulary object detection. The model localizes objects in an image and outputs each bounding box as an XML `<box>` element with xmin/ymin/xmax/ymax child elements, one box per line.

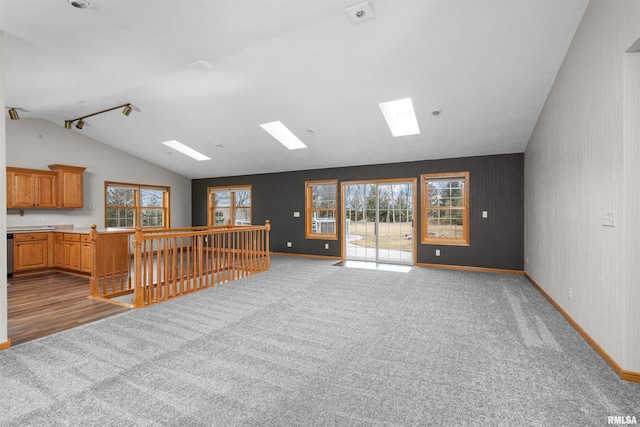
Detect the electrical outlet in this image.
<box><xmin>287</xmin><ymin>242</ymin><xmax>292</xmax><ymax>248</ymax></box>
<box><xmin>325</xmin><ymin>243</ymin><xmax>329</xmax><ymax>250</ymax></box>
<box><xmin>435</xmin><ymin>249</ymin><xmax>441</xmax><ymax>256</ymax></box>
<box><xmin>482</xmin><ymin>211</ymin><xmax>488</xmax><ymax>218</ymax></box>
<box><xmin>568</xmin><ymin>287</ymin><xmax>572</xmax><ymax>300</ymax></box>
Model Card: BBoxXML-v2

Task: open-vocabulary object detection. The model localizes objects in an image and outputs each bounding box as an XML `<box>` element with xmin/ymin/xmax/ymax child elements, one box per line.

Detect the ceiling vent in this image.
<box><xmin>345</xmin><ymin>1</ymin><xmax>374</xmax><ymax>25</ymax></box>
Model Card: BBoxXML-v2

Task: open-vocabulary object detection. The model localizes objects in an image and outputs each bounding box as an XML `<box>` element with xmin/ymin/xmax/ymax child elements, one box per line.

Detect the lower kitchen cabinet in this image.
<box><xmin>53</xmin><ymin>233</ymin><xmax>64</xmax><ymax>268</ymax></box>
<box><xmin>14</xmin><ymin>233</ymin><xmax>50</xmax><ymax>272</ymax></box>
<box><xmin>63</xmin><ymin>234</ymin><xmax>81</xmax><ymax>271</ymax></box>
<box><xmin>80</xmin><ymin>235</ymin><xmax>93</xmax><ymax>273</ymax></box>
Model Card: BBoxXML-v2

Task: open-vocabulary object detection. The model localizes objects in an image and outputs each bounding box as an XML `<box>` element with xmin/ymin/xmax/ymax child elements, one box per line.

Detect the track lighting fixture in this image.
<box><xmin>7</xmin><ymin>108</ymin><xmax>20</xmax><ymax>120</ymax></box>
<box><xmin>65</xmin><ymin>103</ymin><xmax>133</xmax><ymax>130</ymax></box>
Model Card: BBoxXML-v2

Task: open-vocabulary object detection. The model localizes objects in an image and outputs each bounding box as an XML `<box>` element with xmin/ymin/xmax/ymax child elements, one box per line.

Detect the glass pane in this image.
<box><xmin>107</xmin><ymin>187</ymin><xmax>134</xmax><ymax>207</ymax></box>
<box><xmin>142</xmin><ymin>208</ymin><xmax>164</xmax><ymax>227</ymax></box>
<box><xmin>427</xmin><ymin>179</ymin><xmax>465</xmax><ymax>207</ymax></box>
<box><xmin>234</xmin><ymin>190</ymin><xmax>251</xmax><ymax>208</ymax></box>
<box><xmin>311</xmin><ymin>209</ymin><xmax>336</xmax><ymax>234</ymax></box>
<box><xmin>214</xmin><ymin>207</ymin><xmax>230</xmax><ymax>226</ymax></box>
<box><xmin>214</xmin><ymin>192</ymin><xmax>231</xmax><ymax>208</ymax></box>
<box><xmin>312</xmin><ymin>184</ymin><xmax>336</xmax><ymax>209</ymax></box>
<box><xmin>427</xmin><ymin>209</ymin><xmax>463</xmax><ymax>239</ymax></box>
<box><xmin>106</xmin><ymin>208</ymin><xmax>134</xmax><ymax>228</ymax></box>
<box><xmin>233</xmin><ymin>207</ymin><xmax>251</xmax><ymax>225</ymax></box>
<box><xmin>141</xmin><ymin>189</ymin><xmax>164</xmax><ymax>207</ymax></box>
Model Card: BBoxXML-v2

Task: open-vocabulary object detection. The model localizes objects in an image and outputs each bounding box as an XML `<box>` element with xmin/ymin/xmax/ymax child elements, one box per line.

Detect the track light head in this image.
<box><xmin>65</xmin><ymin>102</ymin><xmax>133</xmax><ymax>129</ymax></box>
<box><xmin>8</xmin><ymin>108</ymin><xmax>20</xmax><ymax>120</ymax></box>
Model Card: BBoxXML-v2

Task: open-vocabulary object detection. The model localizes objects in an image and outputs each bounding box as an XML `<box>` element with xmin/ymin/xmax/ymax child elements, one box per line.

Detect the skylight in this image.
<box><xmin>161</xmin><ymin>140</ymin><xmax>210</xmax><ymax>161</ymax></box>
<box><xmin>379</xmin><ymin>98</ymin><xmax>420</xmax><ymax>137</ymax></box>
<box><xmin>259</xmin><ymin>121</ymin><xmax>307</xmax><ymax>150</ymax></box>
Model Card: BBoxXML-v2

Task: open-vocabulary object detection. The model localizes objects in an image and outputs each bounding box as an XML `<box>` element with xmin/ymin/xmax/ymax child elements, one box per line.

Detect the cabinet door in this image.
<box><xmin>53</xmin><ymin>236</ymin><xmax>65</xmax><ymax>268</ymax></box>
<box><xmin>14</xmin><ymin>234</ymin><xmax>49</xmax><ymax>271</ymax></box>
<box><xmin>61</xmin><ymin>170</ymin><xmax>83</xmax><ymax>208</ymax></box>
<box><xmin>64</xmin><ymin>241</ymin><xmax>81</xmax><ymax>271</ymax></box>
<box><xmin>34</xmin><ymin>173</ymin><xmax>58</xmax><ymax>208</ymax></box>
<box><xmin>8</xmin><ymin>171</ymin><xmax>35</xmax><ymax>208</ymax></box>
<box><xmin>80</xmin><ymin>236</ymin><xmax>93</xmax><ymax>273</ymax></box>
<box><xmin>48</xmin><ymin>165</ymin><xmax>85</xmax><ymax>208</ymax></box>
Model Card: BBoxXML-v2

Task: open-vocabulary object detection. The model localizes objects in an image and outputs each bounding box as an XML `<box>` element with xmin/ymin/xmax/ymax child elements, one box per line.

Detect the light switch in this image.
<box><xmin>482</xmin><ymin>211</ymin><xmax>488</xmax><ymax>218</ymax></box>
<box><xmin>603</xmin><ymin>211</ymin><xmax>616</xmax><ymax>227</ymax></box>
<box><xmin>293</xmin><ymin>212</ymin><xmax>300</xmax><ymax>218</ymax></box>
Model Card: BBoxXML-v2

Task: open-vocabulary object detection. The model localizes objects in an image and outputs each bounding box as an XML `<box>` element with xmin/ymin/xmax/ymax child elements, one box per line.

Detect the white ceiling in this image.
<box><xmin>1</xmin><ymin>0</ymin><xmax>588</xmax><ymax>179</ymax></box>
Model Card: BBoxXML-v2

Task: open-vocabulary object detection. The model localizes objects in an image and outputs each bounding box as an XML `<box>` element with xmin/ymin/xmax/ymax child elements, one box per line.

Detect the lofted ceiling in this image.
<box><xmin>1</xmin><ymin>0</ymin><xmax>588</xmax><ymax>179</ymax></box>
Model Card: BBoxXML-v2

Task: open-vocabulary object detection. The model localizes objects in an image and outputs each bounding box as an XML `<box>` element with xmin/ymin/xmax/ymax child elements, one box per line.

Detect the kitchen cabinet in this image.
<box><xmin>6</xmin><ymin>164</ymin><xmax>85</xmax><ymax>209</ymax></box>
<box><xmin>63</xmin><ymin>234</ymin><xmax>81</xmax><ymax>271</ymax></box>
<box><xmin>53</xmin><ymin>233</ymin><xmax>64</xmax><ymax>268</ymax></box>
<box><xmin>11</xmin><ymin>230</ymin><xmax>131</xmax><ymax>276</ymax></box>
<box><xmin>14</xmin><ymin>233</ymin><xmax>50</xmax><ymax>272</ymax></box>
<box><xmin>80</xmin><ymin>235</ymin><xmax>93</xmax><ymax>273</ymax></box>
<box><xmin>6</xmin><ymin>168</ymin><xmax>58</xmax><ymax>208</ymax></box>
<box><xmin>48</xmin><ymin>164</ymin><xmax>86</xmax><ymax>208</ymax></box>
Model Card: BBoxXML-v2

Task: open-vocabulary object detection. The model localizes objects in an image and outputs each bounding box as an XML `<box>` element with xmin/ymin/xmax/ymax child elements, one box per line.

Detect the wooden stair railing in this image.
<box><xmin>90</xmin><ymin>221</ymin><xmax>271</xmax><ymax>307</ymax></box>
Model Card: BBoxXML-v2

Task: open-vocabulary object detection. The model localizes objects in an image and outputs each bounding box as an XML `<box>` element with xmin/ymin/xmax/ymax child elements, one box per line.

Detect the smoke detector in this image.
<box><xmin>69</xmin><ymin>0</ymin><xmax>92</xmax><ymax>9</ymax></box>
<box><xmin>345</xmin><ymin>1</ymin><xmax>374</xmax><ymax>24</ymax></box>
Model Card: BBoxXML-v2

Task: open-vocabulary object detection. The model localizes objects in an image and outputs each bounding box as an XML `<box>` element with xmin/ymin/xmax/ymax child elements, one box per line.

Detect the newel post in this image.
<box><xmin>89</xmin><ymin>224</ymin><xmax>99</xmax><ymax>297</ymax></box>
<box><xmin>132</xmin><ymin>226</ymin><xmax>144</xmax><ymax>308</ymax></box>
<box><xmin>265</xmin><ymin>220</ymin><xmax>270</xmax><ymax>269</ymax></box>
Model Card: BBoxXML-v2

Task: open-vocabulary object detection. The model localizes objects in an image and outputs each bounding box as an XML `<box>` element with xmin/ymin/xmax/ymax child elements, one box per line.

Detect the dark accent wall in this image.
<box><xmin>192</xmin><ymin>153</ymin><xmax>524</xmax><ymax>270</ymax></box>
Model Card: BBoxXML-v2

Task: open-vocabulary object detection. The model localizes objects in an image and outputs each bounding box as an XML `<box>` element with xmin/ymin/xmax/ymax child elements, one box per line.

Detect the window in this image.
<box><xmin>305</xmin><ymin>180</ymin><xmax>338</xmax><ymax>240</ymax></box>
<box><xmin>105</xmin><ymin>182</ymin><xmax>169</xmax><ymax>229</ymax></box>
<box><xmin>208</xmin><ymin>186</ymin><xmax>252</xmax><ymax>226</ymax></box>
<box><xmin>421</xmin><ymin>172</ymin><xmax>469</xmax><ymax>246</ymax></box>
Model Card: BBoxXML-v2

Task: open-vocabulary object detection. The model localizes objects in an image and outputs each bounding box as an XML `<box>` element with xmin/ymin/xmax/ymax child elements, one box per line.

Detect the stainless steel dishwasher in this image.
<box><xmin>7</xmin><ymin>233</ymin><xmax>14</xmax><ymax>278</ymax></box>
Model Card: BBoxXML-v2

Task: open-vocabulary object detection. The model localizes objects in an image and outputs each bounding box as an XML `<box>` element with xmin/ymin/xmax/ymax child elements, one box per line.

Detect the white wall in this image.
<box><xmin>5</xmin><ymin>118</ymin><xmax>192</xmax><ymax>229</ymax></box>
<box><xmin>1</xmin><ymin>31</ymin><xmax>9</xmax><ymax>346</ymax></box>
<box><xmin>525</xmin><ymin>0</ymin><xmax>640</xmax><ymax>373</ymax></box>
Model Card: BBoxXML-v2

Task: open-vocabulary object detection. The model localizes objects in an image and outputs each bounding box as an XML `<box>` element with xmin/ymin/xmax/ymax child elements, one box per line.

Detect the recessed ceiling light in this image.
<box><xmin>260</xmin><ymin>121</ymin><xmax>307</xmax><ymax>150</ymax></box>
<box><xmin>379</xmin><ymin>98</ymin><xmax>421</xmax><ymax>137</ymax></box>
<box><xmin>161</xmin><ymin>140</ymin><xmax>210</xmax><ymax>161</ymax></box>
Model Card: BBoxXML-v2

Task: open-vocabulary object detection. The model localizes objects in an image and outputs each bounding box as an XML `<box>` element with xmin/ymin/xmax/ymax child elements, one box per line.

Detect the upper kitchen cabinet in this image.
<box><xmin>6</xmin><ymin>164</ymin><xmax>85</xmax><ymax>209</ymax></box>
<box><xmin>48</xmin><ymin>164</ymin><xmax>86</xmax><ymax>208</ymax></box>
<box><xmin>6</xmin><ymin>167</ymin><xmax>58</xmax><ymax>208</ymax></box>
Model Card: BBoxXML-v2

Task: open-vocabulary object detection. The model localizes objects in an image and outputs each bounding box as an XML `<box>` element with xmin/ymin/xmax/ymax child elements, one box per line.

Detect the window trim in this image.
<box><xmin>104</xmin><ymin>181</ymin><xmax>170</xmax><ymax>229</ymax></box>
<box><xmin>305</xmin><ymin>179</ymin><xmax>338</xmax><ymax>240</ymax></box>
<box><xmin>207</xmin><ymin>185</ymin><xmax>252</xmax><ymax>226</ymax></box>
<box><xmin>420</xmin><ymin>172</ymin><xmax>469</xmax><ymax>246</ymax></box>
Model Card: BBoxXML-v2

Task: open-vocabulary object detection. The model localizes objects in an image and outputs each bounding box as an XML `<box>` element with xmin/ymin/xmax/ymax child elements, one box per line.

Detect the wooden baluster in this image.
<box><xmin>89</xmin><ymin>224</ymin><xmax>99</xmax><ymax>297</ymax></box>
<box><xmin>133</xmin><ymin>227</ymin><xmax>144</xmax><ymax>308</ymax></box>
<box><xmin>265</xmin><ymin>220</ymin><xmax>271</xmax><ymax>270</ymax></box>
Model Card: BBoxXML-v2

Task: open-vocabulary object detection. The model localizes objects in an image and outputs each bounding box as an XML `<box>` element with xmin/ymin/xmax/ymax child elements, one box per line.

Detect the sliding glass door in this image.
<box><xmin>343</xmin><ymin>180</ymin><xmax>415</xmax><ymax>264</ymax></box>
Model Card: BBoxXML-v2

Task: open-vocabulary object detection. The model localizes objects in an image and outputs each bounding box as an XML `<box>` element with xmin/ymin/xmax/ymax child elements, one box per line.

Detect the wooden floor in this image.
<box><xmin>8</xmin><ymin>272</ymin><xmax>130</xmax><ymax>346</ymax></box>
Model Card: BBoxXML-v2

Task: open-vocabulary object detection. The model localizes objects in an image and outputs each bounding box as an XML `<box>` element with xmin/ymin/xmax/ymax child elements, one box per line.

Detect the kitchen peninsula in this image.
<box><xmin>8</xmin><ymin>225</ymin><xmax>132</xmax><ymax>276</ymax></box>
